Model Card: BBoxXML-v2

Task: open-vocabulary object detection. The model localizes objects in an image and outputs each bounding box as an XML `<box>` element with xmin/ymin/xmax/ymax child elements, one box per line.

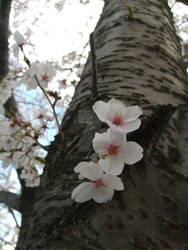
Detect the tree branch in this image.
<box><xmin>0</xmin><ymin>191</ymin><xmax>21</xmax><ymax>212</ymax></box>
<box><xmin>8</xmin><ymin>207</ymin><xmax>20</xmax><ymax>228</ymax></box>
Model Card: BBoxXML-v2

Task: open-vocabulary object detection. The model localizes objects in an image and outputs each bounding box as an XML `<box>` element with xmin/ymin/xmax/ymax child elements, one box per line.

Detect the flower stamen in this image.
<box><xmin>107</xmin><ymin>144</ymin><xmax>120</xmax><ymax>155</ymax></box>
<box><xmin>93</xmin><ymin>178</ymin><xmax>103</xmax><ymax>188</ymax></box>
<box><xmin>112</xmin><ymin>115</ymin><xmax>122</xmax><ymax>126</ymax></box>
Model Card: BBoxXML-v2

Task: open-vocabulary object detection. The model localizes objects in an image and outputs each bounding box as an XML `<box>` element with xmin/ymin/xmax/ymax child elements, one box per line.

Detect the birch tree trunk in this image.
<box><xmin>16</xmin><ymin>0</ymin><xmax>188</xmax><ymax>249</ymax></box>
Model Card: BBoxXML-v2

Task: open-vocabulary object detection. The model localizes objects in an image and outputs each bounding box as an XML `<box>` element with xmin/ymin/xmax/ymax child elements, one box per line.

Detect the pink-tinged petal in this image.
<box><xmin>102</xmin><ymin>174</ymin><xmax>124</xmax><ymax>190</ymax></box>
<box><xmin>105</xmin><ymin>120</ymin><xmax>126</xmax><ymax>134</ymax></box>
<box><xmin>80</xmin><ymin>162</ymin><xmax>103</xmax><ymax>181</ymax></box>
<box><xmin>74</xmin><ymin>161</ymin><xmax>89</xmax><ymax>173</ymax></box>
<box><xmin>92</xmin><ymin>132</ymin><xmax>109</xmax><ymax>155</ymax></box>
<box><xmin>93</xmin><ymin>186</ymin><xmax>114</xmax><ymax>203</ymax></box>
<box><xmin>14</xmin><ymin>31</ymin><xmax>25</xmax><ymax>45</ymax></box>
<box><xmin>92</xmin><ymin>101</ymin><xmax>109</xmax><ymax>122</ymax></box>
<box><xmin>107</xmin><ymin>128</ymin><xmax>125</xmax><ymax>145</ymax></box>
<box><xmin>120</xmin><ymin>142</ymin><xmax>143</xmax><ymax>165</ymax></box>
<box><xmin>121</xmin><ymin>119</ymin><xmax>141</xmax><ymax>133</ymax></box>
<box><xmin>108</xmin><ymin>99</ymin><xmax>125</xmax><ymax>114</ymax></box>
<box><xmin>30</xmin><ymin>63</ymin><xmax>38</xmax><ymax>75</ymax></box>
<box><xmin>71</xmin><ymin>182</ymin><xmax>95</xmax><ymax>203</ymax></box>
<box><xmin>123</xmin><ymin>106</ymin><xmax>143</xmax><ymax>122</ymax></box>
<box><xmin>93</xmin><ymin>129</ymin><xmax>124</xmax><ymax>155</ymax></box>
<box><xmin>12</xmin><ymin>44</ymin><xmax>19</xmax><ymax>58</ymax></box>
<box><xmin>99</xmin><ymin>158</ymin><xmax>124</xmax><ymax>176</ymax></box>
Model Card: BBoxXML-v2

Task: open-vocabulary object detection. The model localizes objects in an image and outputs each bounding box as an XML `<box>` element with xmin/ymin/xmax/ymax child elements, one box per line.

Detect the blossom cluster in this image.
<box><xmin>0</xmin><ymin>32</ymin><xmax>57</xmax><ymax>187</ymax></box>
<box><xmin>0</xmin><ymin>113</ymin><xmax>51</xmax><ymax>187</ymax></box>
<box><xmin>72</xmin><ymin>98</ymin><xmax>143</xmax><ymax>203</ymax></box>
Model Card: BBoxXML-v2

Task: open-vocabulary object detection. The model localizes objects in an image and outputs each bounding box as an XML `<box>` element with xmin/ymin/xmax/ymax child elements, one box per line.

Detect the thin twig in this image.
<box><xmin>8</xmin><ymin>207</ymin><xmax>20</xmax><ymax>228</ymax></box>
<box><xmin>34</xmin><ymin>76</ymin><xmax>64</xmax><ymax>141</ymax></box>
<box><xmin>0</xmin><ymin>236</ymin><xmax>12</xmax><ymax>246</ymax></box>
<box><xmin>89</xmin><ymin>32</ymin><xmax>98</xmax><ymax>99</ymax></box>
<box><xmin>21</xmin><ymin>48</ymin><xmax>64</xmax><ymax>141</ymax></box>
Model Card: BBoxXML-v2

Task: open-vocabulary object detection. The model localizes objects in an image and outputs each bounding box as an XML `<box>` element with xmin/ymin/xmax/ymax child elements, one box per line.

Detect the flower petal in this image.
<box><xmin>107</xmin><ymin>98</ymin><xmax>125</xmax><ymax>117</ymax></box>
<box><xmin>14</xmin><ymin>31</ymin><xmax>25</xmax><ymax>45</ymax></box>
<box><xmin>107</xmin><ymin>128</ymin><xmax>125</xmax><ymax>145</ymax></box>
<box><xmin>99</xmin><ymin>158</ymin><xmax>124</xmax><ymax>175</ymax></box>
<box><xmin>92</xmin><ymin>132</ymin><xmax>109</xmax><ymax>155</ymax></box>
<box><xmin>121</xmin><ymin>119</ymin><xmax>141</xmax><ymax>133</ymax></box>
<box><xmin>102</xmin><ymin>174</ymin><xmax>124</xmax><ymax>190</ymax></box>
<box><xmin>93</xmin><ymin>186</ymin><xmax>114</xmax><ymax>203</ymax></box>
<box><xmin>12</xmin><ymin>44</ymin><xmax>19</xmax><ymax>58</ymax></box>
<box><xmin>74</xmin><ymin>161</ymin><xmax>89</xmax><ymax>173</ymax></box>
<box><xmin>124</xmin><ymin>106</ymin><xmax>143</xmax><ymax>122</ymax></box>
<box><xmin>71</xmin><ymin>182</ymin><xmax>94</xmax><ymax>203</ymax></box>
<box><xmin>120</xmin><ymin>142</ymin><xmax>143</xmax><ymax>165</ymax></box>
<box><xmin>79</xmin><ymin>162</ymin><xmax>103</xmax><ymax>181</ymax></box>
<box><xmin>92</xmin><ymin>100</ymin><xmax>109</xmax><ymax>123</ymax></box>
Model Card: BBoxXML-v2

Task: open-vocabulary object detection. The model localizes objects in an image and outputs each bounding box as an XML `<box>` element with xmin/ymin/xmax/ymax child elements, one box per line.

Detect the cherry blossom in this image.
<box><xmin>1</xmin><ymin>136</ymin><xmax>17</xmax><ymax>151</ymax></box>
<box><xmin>72</xmin><ymin>162</ymin><xmax>124</xmax><ymax>203</ymax></box>
<box><xmin>12</xmin><ymin>31</ymin><xmax>25</xmax><ymax>58</ymax></box>
<box><xmin>23</xmin><ymin>63</ymin><xmax>38</xmax><ymax>90</ymax></box>
<box><xmin>23</xmin><ymin>62</ymin><xmax>56</xmax><ymax>90</ymax></box>
<box><xmin>92</xmin><ymin>98</ymin><xmax>142</xmax><ymax>134</ymax></box>
<box><xmin>93</xmin><ymin>129</ymin><xmax>143</xmax><ymax>175</ymax></box>
<box><xmin>0</xmin><ymin>152</ymin><xmax>19</xmax><ymax>169</ymax></box>
<box><xmin>74</xmin><ymin>161</ymin><xmax>90</xmax><ymax>179</ymax></box>
<box><xmin>20</xmin><ymin>167</ymin><xmax>40</xmax><ymax>187</ymax></box>
<box><xmin>36</xmin><ymin>63</ymin><xmax>56</xmax><ymax>88</ymax></box>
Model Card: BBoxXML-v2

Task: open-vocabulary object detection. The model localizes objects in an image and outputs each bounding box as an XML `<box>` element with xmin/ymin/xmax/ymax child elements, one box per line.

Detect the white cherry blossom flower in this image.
<box><xmin>23</xmin><ymin>63</ymin><xmax>38</xmax><ymax>90</ymax></box>
<box><xmin>0</xmin><ymin>152</ymin><xmax>19</xmax><ymax>169</ymax></box>
<box><xmin>14</xmin><ymin>31</ymin><xmax>25</xmax><ymax>45</ymax></box>
<box><xmin>93</xmin><ymin>98</ymin><xmax>142</xmax><ymax>134</ymax></box>
<box><xmin>1</xmin><ymin>136</ymin><xmax>17</xmax><ymax>151</ymax></box>
<box><xmin>20</xmin><ymin>167</ymin><xmax>40</xmax><ymax>187</ymax></box>
<box><xmin>72</xmin><ymin>162</ymin><xmax>124</xmax><ymax>203</ymax></box>
<box><xmin>23</xmin><ymin>63</ymin><xmax>56</xmax><ymax>90</ymax></box>
<box><xmin>74</xmin><ymin>161</ymin><xmax>90</xmax><ymax>179</ymax></box>
<box><xmin>36</xmin><ymin>63</ymin><xmax>56</xmax><ymax>88</ymax></box>
<box><xmin>93</xmin><ymin>129</ymin><xmax>143</xmax><ymax>175</ymax></box>
<box><xmin>33</xmin><ymin>110</ymin><xmax>53</xmax><ymax>121</ymax></box>
<box><xmin>12</xmin><ymin>31</ymin><xmax>25</xmax><ymax>58</ymax></box>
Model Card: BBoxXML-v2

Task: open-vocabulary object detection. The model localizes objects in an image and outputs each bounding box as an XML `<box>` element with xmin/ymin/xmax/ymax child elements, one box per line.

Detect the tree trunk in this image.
<box><xmin>16</xmin><ymin>0</ymin><xmax>188</xmax><ymax>249</ymax></box>
<box><xmin>0</xmin><ymin>0</ymin><xmax>12</xmax><ymax>81</ymax></box>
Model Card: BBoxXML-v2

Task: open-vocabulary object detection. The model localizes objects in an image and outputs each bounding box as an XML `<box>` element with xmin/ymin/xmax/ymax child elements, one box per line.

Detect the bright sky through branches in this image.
<box><xmin>10</xmin><ymin>0</ymin><xmax>104</xmax><ymax>62</ymax></box>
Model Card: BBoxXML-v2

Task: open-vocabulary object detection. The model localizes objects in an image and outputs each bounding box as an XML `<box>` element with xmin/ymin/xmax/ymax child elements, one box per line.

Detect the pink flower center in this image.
<box><xmin>38</xmin><ymin>114</ymin><xmax>44</xmax><ymax>119</ymax></box>
<box><xmin>41</xmin><ymin>74</ymin><xmax>49</xmax><ymax>81</ymax></box>
<box><xmin>93</xmin><ymin>179</ymin><xmax>103</xmax><ymax>188</ymax></box>
<box><xmin>112</xmin><ymin>115</ymin><xmax>122</xmax><ymax>126</ymax></box>
<box><xmin>107</xmin><ymin>144</ymin><xmax>119</xmax><ymax>155</ymax></box>
<box><xmin>6</xmin><ymin>139</ymin><xmax>11</xmax><ymax>144</ymax></box>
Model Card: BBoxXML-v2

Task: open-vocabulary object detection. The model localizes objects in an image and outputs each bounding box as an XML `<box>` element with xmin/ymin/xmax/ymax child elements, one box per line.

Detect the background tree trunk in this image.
<box><xmin>0</xmin><ymin>0</ymin><xmax>12</xmax><ymax>80</ymax></box>
<box><xmin>16</xmin><ymin>0</ymin><xmax>188</xmax><ymax>249</ymax></box>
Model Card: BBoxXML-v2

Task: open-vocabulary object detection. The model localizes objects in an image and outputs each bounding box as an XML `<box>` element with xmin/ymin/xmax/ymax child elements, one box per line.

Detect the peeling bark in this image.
<box><xmin>16</xmin><ymin>0</ymin><xmax>188</xmax><ymax>250</ymax></box>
